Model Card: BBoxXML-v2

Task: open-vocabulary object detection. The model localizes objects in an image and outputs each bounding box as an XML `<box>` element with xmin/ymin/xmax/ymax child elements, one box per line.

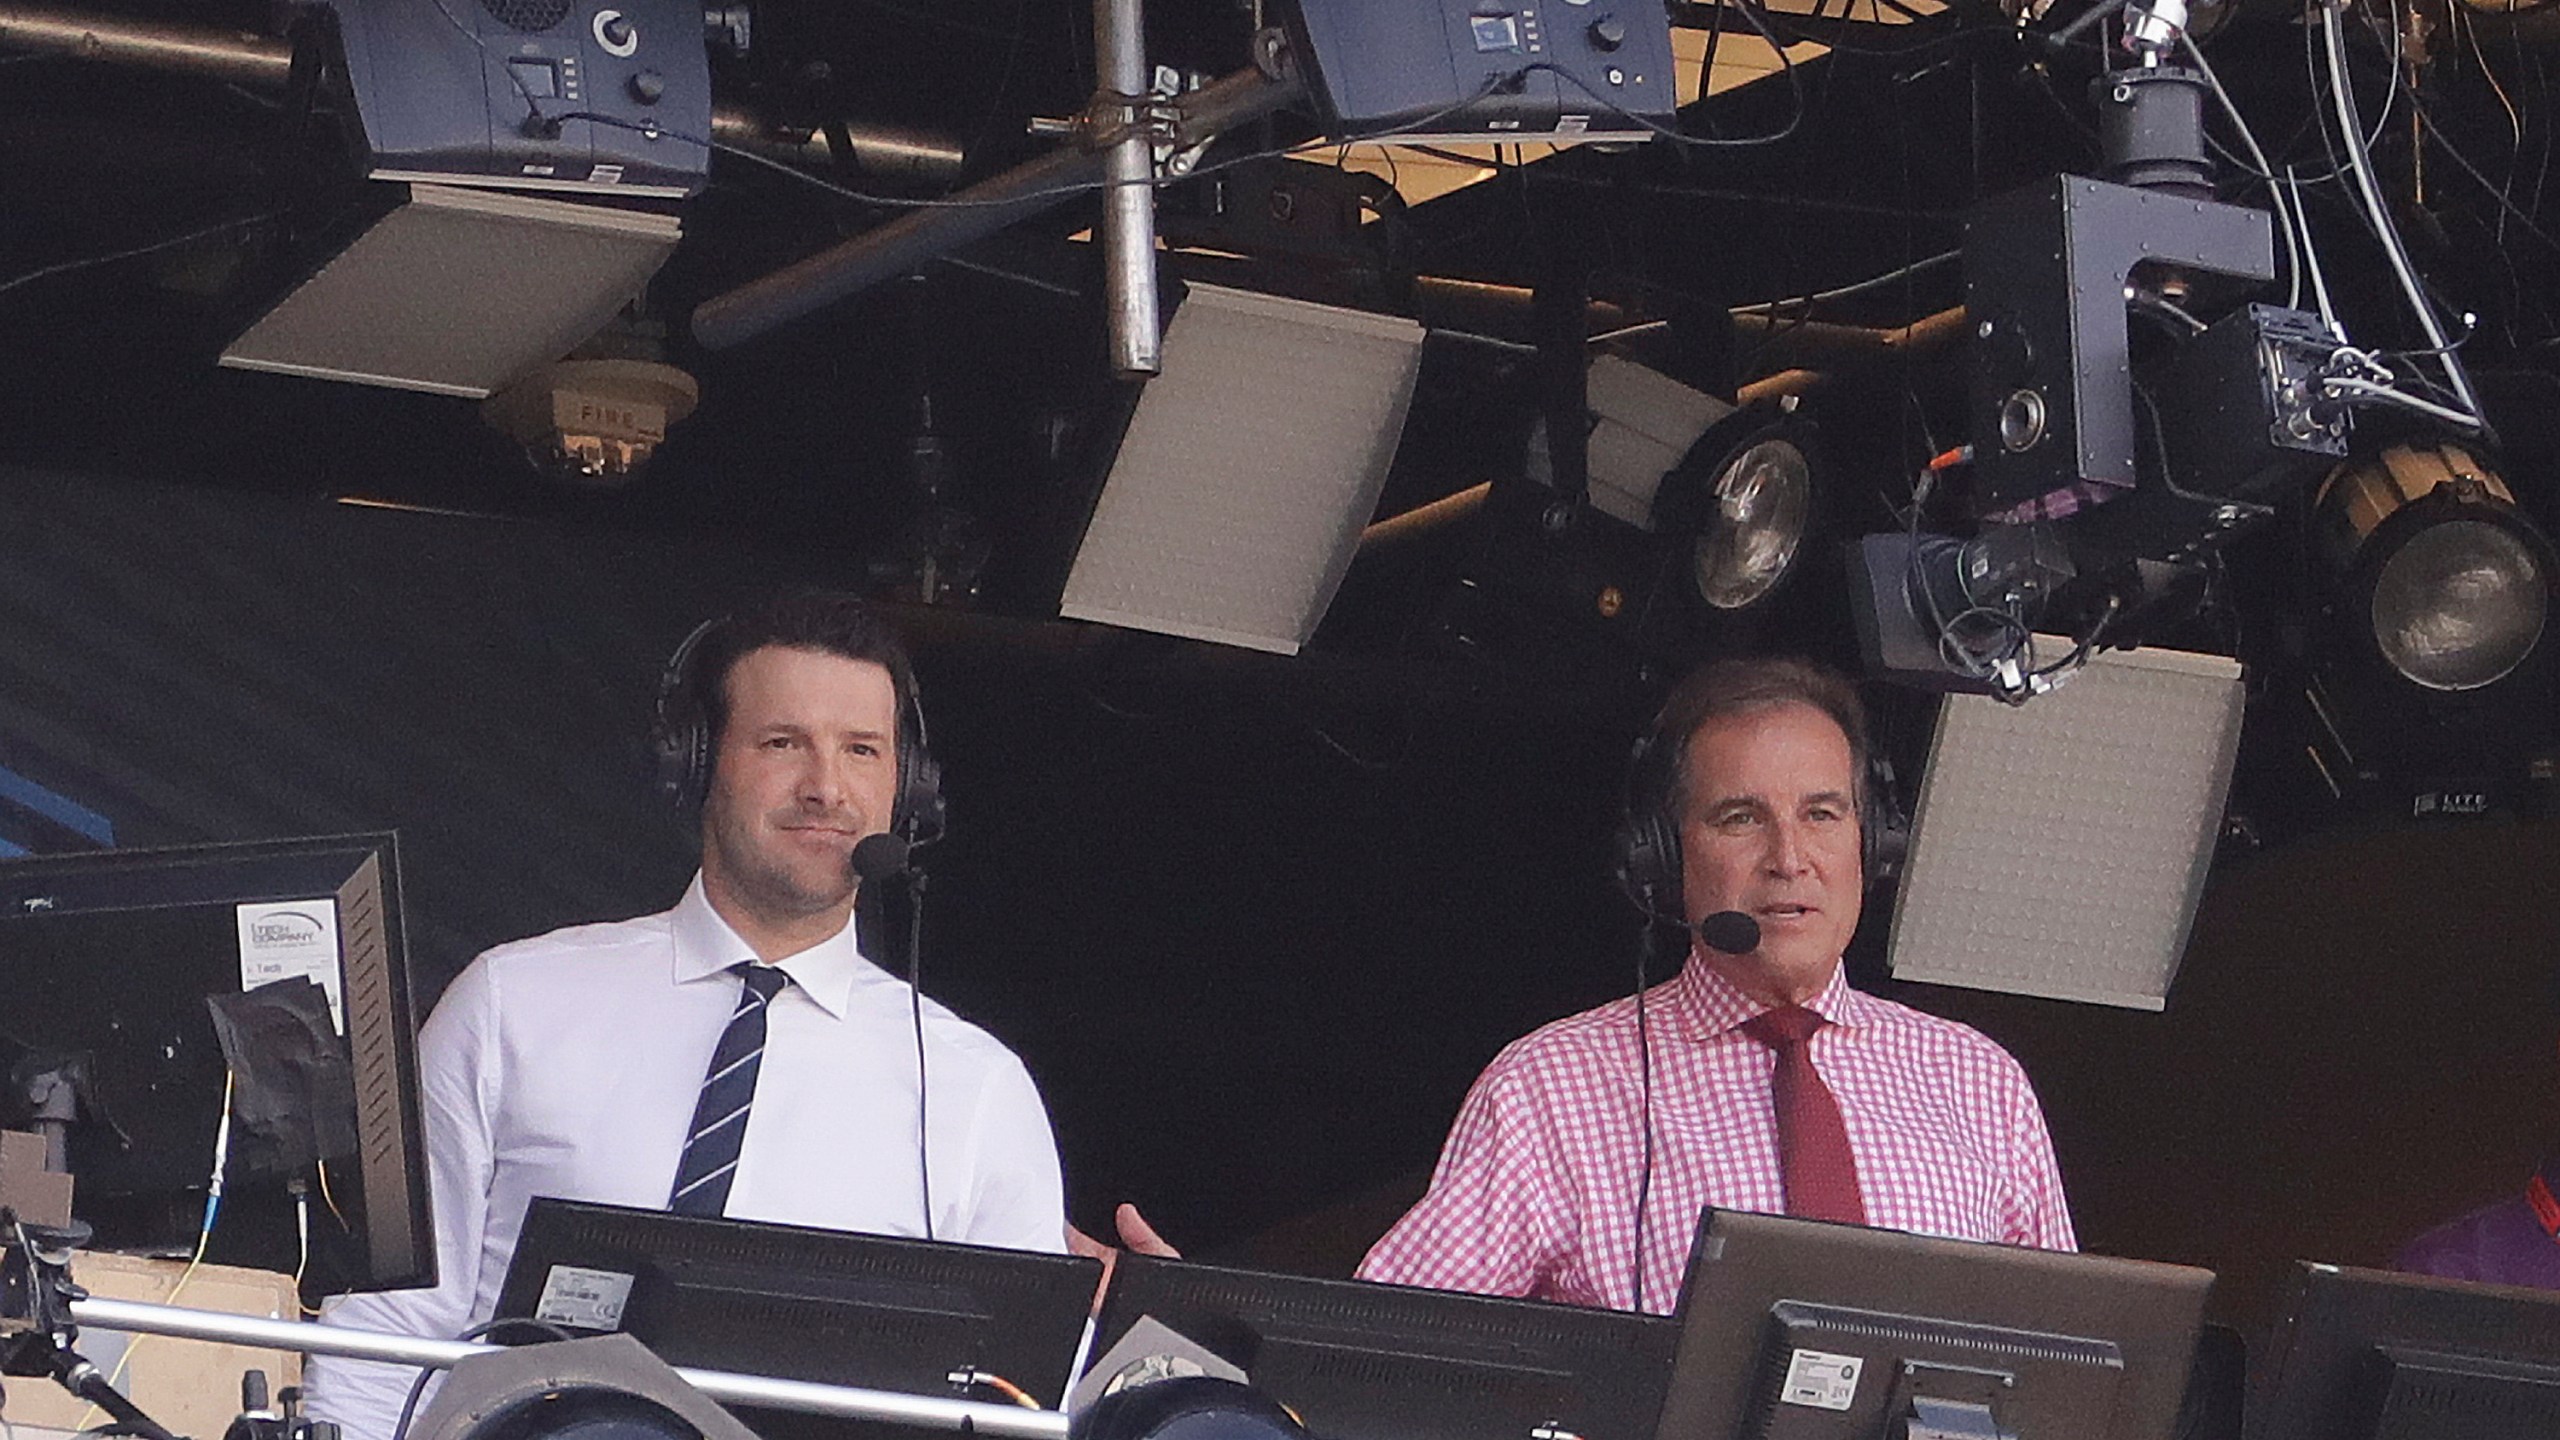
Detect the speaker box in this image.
<box><xmin>1278</xmin><ymin>0</ymin><xmax>1678</xmax><ymax>144</ymax></box>
<box><xmin>329</xmin><ymin>0</ymin><xmax>711</xmax><ymax>196</ymax></box>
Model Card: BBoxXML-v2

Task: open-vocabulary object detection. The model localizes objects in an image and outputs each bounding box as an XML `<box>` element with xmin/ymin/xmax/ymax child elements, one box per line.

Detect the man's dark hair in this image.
<box><xmin>1642</xmin><ymin>655</ymin><xmax>1871</xmax><ymax>823</ymax></box>
<box><xmin>681</xmin><ymin>590</ymin><xmax>920</xmax><ymax>758</ymax></box>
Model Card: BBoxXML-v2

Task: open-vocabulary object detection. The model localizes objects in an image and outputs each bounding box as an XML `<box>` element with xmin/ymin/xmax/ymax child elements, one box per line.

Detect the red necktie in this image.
<box><xmin>1741</xmin><ymin>1005</ymin><xmax>1867</xmax><ymax>1225</ymax></box>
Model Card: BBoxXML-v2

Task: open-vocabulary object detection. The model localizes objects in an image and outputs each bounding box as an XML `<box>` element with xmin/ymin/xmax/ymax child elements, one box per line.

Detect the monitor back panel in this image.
<box><xmin>1659</xmin><ymin>1212</ymin><xmax>2212</xmax><ymax>1440</ymax></box>
<box><xmin>494</xmin><ymin>1198</ymin><xmax>1099</xmax><ymax>1413</ymax></box>
<box><xmin>1093</xmin><ymin>1254</ymin><xmax>1677</xmax><ymax>1440</ymax></box>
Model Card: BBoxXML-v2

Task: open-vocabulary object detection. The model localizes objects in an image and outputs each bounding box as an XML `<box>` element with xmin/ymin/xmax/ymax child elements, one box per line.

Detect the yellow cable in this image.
<box><xmin>75</xmin><ymin>1072</ymin><xmax>231</xmax><ymax>1430</ymax></box>
<box><xmin>314</xmin><ymin>1156</ymin><xmax>348</xmax><ymax>1228</ymax></box>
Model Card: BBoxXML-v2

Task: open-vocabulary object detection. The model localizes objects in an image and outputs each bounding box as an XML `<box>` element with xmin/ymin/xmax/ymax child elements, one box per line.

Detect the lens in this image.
<box><xmin>2370</xmin><ymin>519</ymin><xmax>2549</xmax><ymax>690</ymax></box>
<box><xmin>1691</xmin><ymin>438</ymin><xmax>1811</xmax><ymax>610</ymax></box>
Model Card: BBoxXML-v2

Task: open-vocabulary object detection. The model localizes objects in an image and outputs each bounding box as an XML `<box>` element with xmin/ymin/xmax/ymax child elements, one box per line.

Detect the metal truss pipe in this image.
<box><xmin>692</xmin><ymin>62</ymin><xmax>1304</xmax><ymax>350</ymax></box>
<box><xmin>1095</xmin><ymin>0</ymin><xmax>1160</xmax><ymax>376</ymax></box>
<box><xmin>0</xmin><ymin>6</ymin><xmax>967</xmax><ymax>195</ymax></box>
<box><xmin>0</xmin><ymin>2</ymin><xmax>291</xmax><ymax>87</ymax></box>
<box><xmin>709</xmin><ymin>105</ymin><xmax>968</xmax><ymax>189</ymax></box>
<box><xmin>69</xmin><ymin>1298</ymin><xmax>1071</xmax><ymax>1440</ymax></box>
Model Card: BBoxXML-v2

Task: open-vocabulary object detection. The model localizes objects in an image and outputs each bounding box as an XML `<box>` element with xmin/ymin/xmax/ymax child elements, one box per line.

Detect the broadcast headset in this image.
<box><xmin>648</xmin><ymin>598</ymin><xmax>947</xmax><ymax>853</ymax></box>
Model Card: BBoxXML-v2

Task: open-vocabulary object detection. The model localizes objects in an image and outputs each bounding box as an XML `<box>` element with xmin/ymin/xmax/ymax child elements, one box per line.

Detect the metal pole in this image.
<box><xmin>0</xmin><ymin>2</ymin><xmax>291</xmax><ymax>86</ymax></box>
<box><xmin>691</xmin><ymin>64</ymin><xmax>1301</xmax><ymax>351</ymax></box>
<box><xmin>709</xmin><ymin>105</ymin><xmax>968</xmax><ymax>189</ymax></box>
<box><xmin>1095</xmin><ymin>0</ymin><xmax>1160</xmax><ymax>377</ymax></box>
<box><xmin>67</xmin><ymin>1298</ymin><xmax>1071</xmax><ymax>1440</ymax></box>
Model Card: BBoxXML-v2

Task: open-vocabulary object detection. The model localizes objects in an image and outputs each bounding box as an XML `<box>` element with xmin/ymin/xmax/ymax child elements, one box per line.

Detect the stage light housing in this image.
<box><xmin>2316</xmin><ymin>442</ymin><xmax>2556</xmax><ymax>694</ymax></box>
<box><xmin>408</xmin><ymin>1334</ymin><xmax>760</xmax><ymax>1440</ymax></box>
<box><xmin>1583</xmin><ymin>365</ymin><xmax>1816</xmax><ymax>614</ymax></box>
<box><xmin>1058</xmin><ymin>284</ymin><xmax>1426</xmax><ymax>654</ymax></box>
<box><xmin>1888</xmin><ymin>642</ymin><xmax>2245</xmax><ymax>1010</ymax></box>
<box><xmin>1680</xmin><ymin>429</ymin><xmax>1813</xmax><ymax>611</ymax></box>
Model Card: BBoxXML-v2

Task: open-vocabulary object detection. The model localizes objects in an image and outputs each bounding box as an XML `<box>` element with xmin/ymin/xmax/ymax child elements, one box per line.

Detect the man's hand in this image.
<box><xmin>1065</xmin><ymin>1203</ymin><xmax>1180</xmax><ymax>1310</ymax></box>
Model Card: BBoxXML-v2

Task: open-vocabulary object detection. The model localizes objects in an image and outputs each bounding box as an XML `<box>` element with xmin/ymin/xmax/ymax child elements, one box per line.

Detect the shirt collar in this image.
<box><xmin>668</xmin><ymin>874</ymin><xmax>867</xmax><ymax>1020</ymax></box>
<box><xmin>1664</xmin><ymin>946</ymin><xmax>1870</xmax><ymax>1042</ymax></box>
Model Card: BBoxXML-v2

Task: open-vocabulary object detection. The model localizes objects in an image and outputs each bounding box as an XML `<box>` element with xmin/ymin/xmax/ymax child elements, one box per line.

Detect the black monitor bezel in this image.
<box><xmin>1089</xmin><ymin>1252</ymin><xmax>1681</xmax><ymax>1440</ymax></box>
<box><xmin>0</xmin><ymin>831</ymin><xmax>432</xmax><ymax>1293</ymax></box>
<box><xmin>493</xmin><ymin>1197</ymin><xmax>1103</xmax><ymax>1409</ymax></box>
<box><xmin>2248</xmin><ymin>1261</ymin><xmax>2560</xmax><ymax>1440</ymax></box>
<box><xmin>1656</xmin><ymin>1209</ymin><xmax>2213</xmax><ymax>1440</ymax></box>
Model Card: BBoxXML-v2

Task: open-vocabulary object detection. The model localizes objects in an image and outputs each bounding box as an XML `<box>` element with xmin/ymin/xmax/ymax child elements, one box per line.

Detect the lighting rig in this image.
<box><xmin>1848</xmin><ymin>0</ymin><xmax>2551</xmax><ymax>718</ymax></box>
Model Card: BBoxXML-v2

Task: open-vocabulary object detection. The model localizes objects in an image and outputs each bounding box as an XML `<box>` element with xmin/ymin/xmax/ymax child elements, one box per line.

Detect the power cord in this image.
<box><xmin>387</xmin><ymin>1319</ymin><xmax>577</xmax><ymax>1440</ymax></box>
<box><xmin>905</xmin><ymin>866</ymin><xmax>936</xmax><ymax>1244</ymax></box>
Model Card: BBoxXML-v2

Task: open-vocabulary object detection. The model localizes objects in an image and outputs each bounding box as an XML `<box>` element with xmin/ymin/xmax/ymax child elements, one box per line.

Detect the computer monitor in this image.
<box><xmin>0</xmin><ymin>833</ymin><xmax>432</xmax><ymax>1294</ymax></box>
<box><xmin>2248</xmin><ymin>1262</ymin><xmax>2560</xmax><ymax>1439</ymax></box>
<box><xmin>1656</xmin><ymin>1210</ymin><xmax>2214</xmax><ymax>1440</ymax></box>
<box><xmin>1087</xmin><ymin>1253</ymin><xmax>1679</xmax><ymax>1440</ymax></box>
<box><xmin>492</xmin><ymin>1197</ymin><xmax>1101</xmax><ymax>1423</ymax></box>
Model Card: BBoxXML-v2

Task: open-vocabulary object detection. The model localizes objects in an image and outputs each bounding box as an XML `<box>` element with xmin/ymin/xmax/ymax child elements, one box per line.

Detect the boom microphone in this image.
<box><xmin>1697</xmin><ymin>910</ymin><xmax>1761</xmax><ymax>956</ymax></box>
<box><xmin>851</xmin><ymin>832</ymin><xmax>911</xmax><ymax>883</ymax></box>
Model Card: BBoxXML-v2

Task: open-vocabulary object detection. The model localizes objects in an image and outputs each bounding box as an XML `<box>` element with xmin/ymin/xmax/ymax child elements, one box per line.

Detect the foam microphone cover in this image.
<box><xmin>1697</xmin><ymin>909</ymin><xmax>1762</xmax><ymax>956</ymax></box>
<box><xmin>851</xmin><ymin>832</ymin><xmax>911</xmax><ymax>883</ymax></box>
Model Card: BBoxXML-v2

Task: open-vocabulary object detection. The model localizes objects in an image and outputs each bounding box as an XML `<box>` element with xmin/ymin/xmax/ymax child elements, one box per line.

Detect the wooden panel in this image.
<box><xmin>3</xmin><ymin>1252</ymin><xmax>302</xmax><ymax>1439</ymax></box>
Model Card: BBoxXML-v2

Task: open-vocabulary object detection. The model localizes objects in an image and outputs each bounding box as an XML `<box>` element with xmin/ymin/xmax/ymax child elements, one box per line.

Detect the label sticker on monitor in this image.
<box><xmin>1780</xmin><ymin>1350</ymin><xmax>1862</xmax><ymax>1411</ymax></box>
<box><xmin>533</xmin><ymin>1265</ymin><xmax>635</xmax><ymax>1331</ymax></box>
<box><xmin>236</xmin><ymin>900</ymin><xmax>344</xmax><ymax>1033</ymax></box>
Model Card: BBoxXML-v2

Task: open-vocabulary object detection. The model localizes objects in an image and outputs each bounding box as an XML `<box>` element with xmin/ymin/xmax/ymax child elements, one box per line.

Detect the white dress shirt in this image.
<box><xmin>304</xmin><ymin>877</ymin><xmax>1067</xmax><ymax>1439</ymax></box>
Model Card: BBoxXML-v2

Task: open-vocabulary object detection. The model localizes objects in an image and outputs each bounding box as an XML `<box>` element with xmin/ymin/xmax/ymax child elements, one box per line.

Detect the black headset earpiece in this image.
<box><xmin>892</xmin><ymin>677</ymin><xmax>946</xmax><ymax>852</ymax></box>
<box><xmin>649</xmin><ymin>608</ymin><xmax>948</xmax><ymax>852</ymax></box>
<box><xmin>1612</xmin><ymin>723</ymin><xmax>1688</xmax><ymax>927</ymax></box>
<box><xmin>1862</xmin><ymin>749</ymin><xmax>1909</xmax><ymax>891</ymax></box>
<box><xmin>650</xmin><ymin>617</ymin><xmax>721</xmax><ymax>816</ymax></box>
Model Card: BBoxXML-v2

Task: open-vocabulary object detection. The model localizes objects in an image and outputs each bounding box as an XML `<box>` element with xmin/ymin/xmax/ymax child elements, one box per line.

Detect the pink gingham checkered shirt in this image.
<box><xmin>1358</xmin><ymin>953</ymin><xmax>2076</xmax><ymax>1313</ymax></box>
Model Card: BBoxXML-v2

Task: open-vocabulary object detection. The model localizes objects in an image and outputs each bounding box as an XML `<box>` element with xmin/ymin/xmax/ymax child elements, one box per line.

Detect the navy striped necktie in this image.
<box><xmin>668</xmin><ymin>961</ymin><xmax>789</xmax><ymax>1217</ymax></box>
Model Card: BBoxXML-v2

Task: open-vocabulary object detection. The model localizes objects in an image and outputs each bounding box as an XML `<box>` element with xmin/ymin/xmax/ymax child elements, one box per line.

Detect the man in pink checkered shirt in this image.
<box><xmin>1358</xmin><ymin>657</ymin><xmax>2075</xmax><ymax>1314</ymax></box>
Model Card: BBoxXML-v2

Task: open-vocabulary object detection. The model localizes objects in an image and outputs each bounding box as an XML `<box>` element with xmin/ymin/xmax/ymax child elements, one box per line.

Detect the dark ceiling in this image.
<box><xmin>0</xmin><ymin>0</ymin><xmax>2068</xmax><ymax>539</ymax></box>
<box><xmin>4</xmin><ymin>0</ymin><xmax>2559</xmax><ymax>831</ymax></box>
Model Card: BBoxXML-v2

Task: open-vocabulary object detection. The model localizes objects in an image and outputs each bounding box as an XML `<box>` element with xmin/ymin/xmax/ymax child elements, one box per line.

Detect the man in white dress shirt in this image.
<box><xmin>304</xmin><ymin>593</ymin><xmax>1068</xmax><ymax>1439</ymax></box>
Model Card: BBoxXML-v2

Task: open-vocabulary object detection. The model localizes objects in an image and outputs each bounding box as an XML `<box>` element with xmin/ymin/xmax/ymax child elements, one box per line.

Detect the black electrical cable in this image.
<box><xmin>0</xmin><ymin>212</ymin><xmax>277</xmax><ymax>303</ymax></box>
<box><xmin>388</xmin><ymin>1319</ymin><xmax>578</xmax><ymax>1440</ymax></box>
<box><xmin>1741</xmin><ymin>0</ymin><xmax>2006</xmax><ymax>60</ymax></box>
<box><xmin>905</xmin><ymin>865</ymin><xmax>936</xmax><ymax>1244</ymax></box>
<box><xmin>1730</xmin><ymin>249</ymin><xmax>1960</xmax><ymax>316</ymax></box>
<box><xmin>1527</xmin><ymin>10</ymin><xmax>1807</xmax><ymax>150</ymax></box>
<box><xmin>2413</xmin><ymin>99</ymin><xmax>2560</xmax><ymax>258</ymax></box>
<box><xmin>1629</xmin><ymin>937</ymin><xmax>1658</xmax><ymax>1316</ymax></box>
<box><xmin>2046</xmin><ymin>0</ymin><xmax>2133</xmax><ymax>50</ymax></box>
<box><xmin>553</xmin><ymin>69</ymin><xmax>1519</xmax><ymax>212</ymax></box>
<box><xmin>2315</xmin><ymin>0</ymin><xmax>2491</xmax><ymax>428</ymax></box>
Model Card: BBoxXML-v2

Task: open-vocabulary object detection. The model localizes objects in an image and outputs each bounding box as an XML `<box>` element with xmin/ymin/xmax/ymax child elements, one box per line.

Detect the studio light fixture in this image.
<box><xmin>1660</xmin><ymin>409</ymin><xmax>1817</xmax><ymax>613</ymax></box>
<box><xmin>1433</xmin><ymin>359</ymin><xmax>1825</xmax><ymax>679</ymax></box>
<box><xmin>407</xmin><ymin>1335</ymin><xmax>759</xmax><ymax>1440</ymax></box>
<box><xmin>1887</xmin><ymin>642</ymin><xmax>2247</xmax><ymax>1010</ymax></box>
<box><xmin>1058</xmin><ymin>284</ymin><xmax>1426</xmax><ymax>655</ymax></box>
<box><xmin>1574</xmin><ymin>358</ymin><xmax>1819</xmax><ymax>615</ymax></box>
<box><xmin>1578</xmin><ymin>359</ymin><xmax>1816</xmax><ymax>611</ymax></box>
<box><xmin>220</xmin><ymin>185</ymin><xmax>683</xmax><ymax>399</ymax></box>
<box><xmin>2314</xmin><ymin>441</ymin><xmax>2556</xmax><ymax>695</ymax></box>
